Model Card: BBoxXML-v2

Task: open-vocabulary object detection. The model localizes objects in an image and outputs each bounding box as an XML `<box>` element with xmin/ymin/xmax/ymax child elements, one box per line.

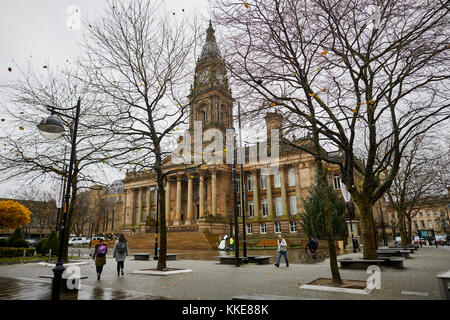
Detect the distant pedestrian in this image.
<box><xmin>113</xmin><ymin>233</ymin><xmax>128</xmax><ymax>277</ymax></box>
<box><xmin>274</xmin><ymin>234</ymin><xmax>289</xmax><ymax>267</ymax></box>
<box><xmin>229</xmin><ymin>237</ymin><xmax>234</xmax><ymax>251</ymax></box>
<box><xmin>434</xmin><ymin>239</ymin><xmax>438</xmax><ymax>248</ymax></box>
<box><xmin>352</xmin><ymin>237</ymin><xmax>361</xmax><ymax>252</ymax></box>
<box><xmin>92</xmin><ymin>239</ymin><xmax>107</xmax><ymax>280</ymax></box>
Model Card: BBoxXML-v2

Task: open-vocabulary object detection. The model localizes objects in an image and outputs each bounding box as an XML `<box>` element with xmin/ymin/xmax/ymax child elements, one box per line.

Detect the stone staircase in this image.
<box><xmin>122</xmin><ymin>230</ymin><xmax>222</xmax><ymax>250</ymax></box>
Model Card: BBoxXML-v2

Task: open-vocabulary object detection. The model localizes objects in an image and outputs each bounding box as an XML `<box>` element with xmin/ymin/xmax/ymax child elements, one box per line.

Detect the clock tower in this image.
<box><xmin>188</xmin><ymin>21</ymin><xmax>233</xmax><ymax>134</ymax></box>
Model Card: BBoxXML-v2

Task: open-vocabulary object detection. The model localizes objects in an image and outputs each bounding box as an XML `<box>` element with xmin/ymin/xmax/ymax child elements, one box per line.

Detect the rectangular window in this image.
<box><xmin>247</xmin><ymin>174</ymin><xmax>253</xmax><ymax>191</ymax></box>
<box><xmin>289</xmin><ymin>196</ymin><xmax>297</xmax><ymax>215</ymax></box>
<box><xmin>333</xmin><ymin>175</ymin><xmax>341</xmax><ymax>190</ymax></box>
<box><xmin>427</xmin><ymin>220</ymin><xmax>433</xmax><ymax>229</ymax></box>
<box><xmin>426</xmin><ymin>212</ymin><xmax>430</xmax><ymax>217</ymax></box>
<box><xmin>236</xmin><ymin>176</ymin><xmax>241</xmax><ymax>192</ymax></box>
<box><xmin>274</xmin><ymin>171</ymin><xmax>281</xmax><ymax>188</ymax></box>
<box><xmin>248</xmin><ymin>200</ymin><xmax>254</xmax><ymax>217</ymax></box>
<box><xmin>274</xmin><ymin>221</ymin><xmax>282</xmax><ymax>233</ymax></box>
<box><xmin>260</xmin><ymin>223</ymin><xmax>266</xmax><ymax>234</ymax></box>
<box><xmin>260</xmin><ymin>175</ymin><xmax>267</xmax><ymax>190</ymax></box>
<box><xmin>289</xmin><ymin>221</ymin><xmax>297</xmax><ymax>233</ymax></box>
<box><xmin>419</xmin><ymin>212</ymin><xmax>423</xmax><ymax>217</ymax></box>
<box><xmin>288</xmin><ymin>168</ymin><xmax>296</xmax><ymax>186</ymax></box>
<box><xmin>261</xmin><ymin>199</ymin><xmax>268</xmax><ymax>217</ymax></box>
<box><xmin>275</xmin><ymin>197</ymin><xmax>283</xmax><ymax>216</ymax></box>
<box><xmin>420</xmin><ymin>220</ymin><xmax>425</xmax><ymax>228</ymax></box>
<box><xmin>246</xmin><ymin>224</ymin><xmax>252</xmax><ymax>234</ymax></box>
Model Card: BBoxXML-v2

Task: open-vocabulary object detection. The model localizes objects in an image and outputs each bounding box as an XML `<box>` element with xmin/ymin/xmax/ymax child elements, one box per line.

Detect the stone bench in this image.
<box><xmin>134</xmin><ymin>253</ymin><xmax>177</xmax><ymax>261</ymax></box>
<box><xmin>377</xmin><ymin>249</ymin><xmax>410</xmax><ymax>259</ymax></box>
<box><xmin>388</xmin><ymin>246</ymin><xmax>417</xmax><ymax>252</ymax></box>
<box><xmin>338</xmin><ymin>257</ymin><xmax>404</xmax><ymax>269</ymax></box>
<box><xmin>215</xmin><ymin>256</ymin><xmax>243</xmax><ymax>265</ymax></box>
<box><xmin>378</xmin><ymin>257</ymin><xmax>405</xmax><ymax>268</ymax></box>
<box><xmin>436</xmin><ymin>270</ymin><xmax>450</xmax><ymax>300</ymax></box>
<box><xmin>338</xmin><ymin>258</ymin><xmax>384</xmax><ymax>269</ymax></box>
<box><xmin>39</xmin><ymin>274</ymin><xmax>88</xmax><ymax>292</ymax></box>
<box><xmin>246</xmin><ymin>256</ymin><xmax>274</xmax><ymax>265</ymax></box>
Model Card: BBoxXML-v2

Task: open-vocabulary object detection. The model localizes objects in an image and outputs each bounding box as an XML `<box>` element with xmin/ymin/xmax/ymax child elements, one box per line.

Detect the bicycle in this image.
<box><xmin>300</xmin><ymin>249</ymin><xmax>326</xmax><ymax>263</ymax></box>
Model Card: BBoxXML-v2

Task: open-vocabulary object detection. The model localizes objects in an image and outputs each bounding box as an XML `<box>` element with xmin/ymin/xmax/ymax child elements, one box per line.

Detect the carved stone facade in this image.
<box><xmin>121</xmin><ymin>22</ymin><xmax>344</xmax><ymax>235</ymax></box>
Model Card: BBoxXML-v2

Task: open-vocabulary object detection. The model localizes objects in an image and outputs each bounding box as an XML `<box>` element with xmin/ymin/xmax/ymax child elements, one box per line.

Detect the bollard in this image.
<box><xmin>49</xmin><ymin>248</ymin><xmax>52</xmax><ymax>262</ymax></box>
<box><xmin>22</xmin><ymin>249</ymin><xmax>26</xmax><ymax>263</ymax></box>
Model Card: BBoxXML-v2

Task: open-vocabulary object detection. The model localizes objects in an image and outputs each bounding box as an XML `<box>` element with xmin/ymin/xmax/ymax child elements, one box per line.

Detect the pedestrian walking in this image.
<box><xmin>352</xmin><ymin>237</ymin><xmax>361</xmax><ymax>252</ymax></box>
<box><xmin>274</xmin><ymin>234</ymin><xmax>289</xmax><ymax>267</ymax></box>
<box><xmin>229</xmin><ymin>237</ymin><xmax>234</xmax><ymax>251</ymax></box>
<box><xmin>113</xmin><ymin>233</ymin><xmax>128</xmax><ymax>277</ymax></box>
<box><xmin>92</xmin><ymin>239</ymin><xmax>107</xmax><ymax>280</ymax></box>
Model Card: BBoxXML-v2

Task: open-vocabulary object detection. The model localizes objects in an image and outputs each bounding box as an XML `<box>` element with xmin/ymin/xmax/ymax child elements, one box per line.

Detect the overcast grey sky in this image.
<box><xmin>0</xmin><ymin>0</ymin><xmax>209</xmax><ymax>197</ymax></box>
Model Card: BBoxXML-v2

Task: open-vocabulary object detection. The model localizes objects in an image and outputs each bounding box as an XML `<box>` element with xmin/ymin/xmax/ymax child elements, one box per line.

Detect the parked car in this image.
<box><xmin>88</xmin><ymin>236</ymin><xmax>106</xmax><ymax>245</ymax></box>
<box><xmin>68</xmin><ymin>237</ymin><xmax>88</xmax><ymax>245</ymax></box>
<box><xmin>26</xmin><ymin>238</ymin><xmax>39</xmax><ymax>247</ymax></box>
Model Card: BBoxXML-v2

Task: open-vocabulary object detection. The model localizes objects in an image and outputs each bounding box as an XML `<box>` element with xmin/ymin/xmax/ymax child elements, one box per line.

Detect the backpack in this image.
<box><xmin>117</xmin><ymin>242</ymin><xmax>127</xmax><ymax>254</ymax></box>
<box><xmin>97</xmin><ymin>244</ymin><xmax>107</xmax><ymax>256</ymax></box>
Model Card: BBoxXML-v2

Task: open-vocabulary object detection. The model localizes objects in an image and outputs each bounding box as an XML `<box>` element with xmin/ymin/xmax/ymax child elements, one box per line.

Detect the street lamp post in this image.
<box><xmin>232</xmin><ymin>139</ymin><xmax>240</xmax><ymax>267</ymax></box>
<box><xmin>37</xmin><ymin>98</ymin><xmax>81</xmax><ymax>301</ymax></box>
<box><xmin>237</xmin><ymin>103</ymin><xmax>247</xmax><ymax>263</ymax></box>
<box><xmin>154</xmin><ymin>186</ymin><xmax>159</xmax><ymax>260</ymax></box>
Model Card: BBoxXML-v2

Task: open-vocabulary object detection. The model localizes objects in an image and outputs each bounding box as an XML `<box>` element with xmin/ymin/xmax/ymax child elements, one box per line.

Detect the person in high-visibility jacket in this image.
<box><xmin>229</xmin><ymin>237</ymin><xmax>234</xmax><ymax>251</ymax></box>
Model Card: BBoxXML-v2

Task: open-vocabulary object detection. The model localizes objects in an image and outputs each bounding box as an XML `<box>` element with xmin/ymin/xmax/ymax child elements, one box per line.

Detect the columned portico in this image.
<box><xmin>211</xmin><ymin>169</ymin><xmax>217</xmax><ymax>217</ymax></box>
<box><xmin>199</xmin><ymin>173</ymin><xmax>205</xmax><ymax>218</ymax></box>
<box><xmin>266</xmin><ymin>173</ymin><xmax>274</xmax><ymax>219</ymax></box>
<box><xmin>186</xmin><ymin>174</ymin><xmax>194</xmax><ymax>224</ymax></box>
<box><xmin>280</xmin><ymin>165</ymin><xmax>288</xmax><ymax>217</ymax></box>
<box><xmin>165</xmin><ymin>179</ymin><xmax>171</xmax><ymax>224</ymax></box>
<box><xmin>174</xmin><ymin>174</ymin><xmax>183</xmax><ymax>225</ymax></box>
<box><xmin>252</xmin><ymin>169</ymin><xmax>259</xmax><ymax>219</ymax></box>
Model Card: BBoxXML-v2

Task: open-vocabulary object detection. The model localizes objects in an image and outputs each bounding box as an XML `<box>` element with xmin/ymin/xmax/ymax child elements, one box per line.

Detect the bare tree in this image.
<box><xmin>79</xmin><ymin>0</ymin><xmax>201</xmax><ymax>270</ymax></box>
<box><xmin>0</xmin><ymin>63</ymin><xmax>117</xmax><ymax>261</ymax></box>
<box><xmin>386</xmin><ymin>134</ymin><xmax>450</xmax><ymax>245</ymax></box>
<box><xmin>211</xmin><ymin>0</ymin><xmax>450</xmax><ymax>259</ymax></box>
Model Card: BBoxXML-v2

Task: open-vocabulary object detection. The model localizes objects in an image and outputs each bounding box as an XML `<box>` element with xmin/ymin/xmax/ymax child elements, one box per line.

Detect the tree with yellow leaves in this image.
<box><xmin>0</xmin><ymin>200</ymin><xmax>31</xmax><ymax>229</ymax></box>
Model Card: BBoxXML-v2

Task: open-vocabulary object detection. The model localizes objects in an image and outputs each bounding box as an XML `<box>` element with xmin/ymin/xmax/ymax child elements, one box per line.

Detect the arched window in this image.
<box><xmin>288</xmin><ymin>168</ymin><xmax>296</xmax><ymax>186</ymax></box>
<box><xmin>202</xmin><ymin>108</ymin><xmax>207</xmax><ymax>122</ymax></box>
<box><xmin>333</xmin><ymin>174</ymin><xmax>341</xmax><ymax>190</ymax></box>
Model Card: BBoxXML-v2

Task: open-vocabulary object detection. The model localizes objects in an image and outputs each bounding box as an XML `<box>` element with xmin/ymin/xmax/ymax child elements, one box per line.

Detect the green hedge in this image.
<box><xmin>0</xmin><ymin>247</ymin><xmax>35</xmax><ymax>258</ymax></box>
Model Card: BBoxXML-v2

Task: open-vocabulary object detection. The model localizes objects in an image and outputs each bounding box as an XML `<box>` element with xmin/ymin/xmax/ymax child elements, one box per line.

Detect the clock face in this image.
<box><xmin>199</xmin><ymin>70</ymin><xmax>209</xmax><ymax>83</ymax></box>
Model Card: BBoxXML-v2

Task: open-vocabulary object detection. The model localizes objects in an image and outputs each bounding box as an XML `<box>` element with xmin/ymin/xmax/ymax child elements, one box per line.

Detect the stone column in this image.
<box><xmin>252</xmin><ymin>169</ymin><xmax>259</xmax><ymax>219</ymax></box>
<box><xmin>280</xmin><ymin>166</ymin><xmax>288</xmax><ymax>217</ymax></box>
<box><xmin>266</xmin><ymin>174</ymin><xmax>274</xmax><ymax>219</ymax></box>
<box><xmin>122</xmin><ymin>189</ymin><xmax>128</xmax><ymax>226</ymax></box>
<box><xmin>138</xmin><ymin>187</ymin><xmax>143</xmax><ymax>225</ymax></box>
<box><xmin>199</xmin><ymin>172</ymin><xmax>205</xmax><ymax>218</ymax></box>
<box><xmin>295</xmin><ymin>165</ymin><xmax>302</xmax><ymax>214</ymax></box>
<box><xmin>186</xmin><ymin>175</ymin><xmax>193</xmax><ymax>224</ymax></box>
<box><xmin>131</xmin><ymin>189</ymin><xmax>137</xmax><ymax>225</ymax></box>
<box><xmin>165</xmin><ymin>179</ymin><xmax>171</xmax><ymax>224</ymax></box>
<box><xmin>211</xmin><ymin>169</ymin><xmax>217</xmax><ymax>217</ymax></box>
<box><xmin>175</xmin><ymin>174</ymin><xmax>182</xmax><ymax>225</ymax></box>
<box><xmin>146</xmin><ymin>186</ymin><xmax>151</xmax><ymax>221</ymax></box>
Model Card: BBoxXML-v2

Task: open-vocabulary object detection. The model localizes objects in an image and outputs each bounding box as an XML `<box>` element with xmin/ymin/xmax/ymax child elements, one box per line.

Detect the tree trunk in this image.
<box><xmin>62</xmin><ymin>183</ymin><xmax>78</xmax><ymax>263</ymax></box>
<box><xmin>318</xmin><ymin>170</ymin><xmax>342</xmax><ymax>283</ymax></box>
<box><xmin>356</xmin><ymin>198</ymin><xmax>378</xmax><ymax>259</ymax></box>
<box><xmin>398</xmin><ymin>209</ymin><xmax>408</xmax><ymax>246</ymax></box>
<box><xmin>156</xmin><ymin>173</ymin><xmax>167</xmax><ymax>271</ymax></box>
<box><xmin>406</xmin><ymin>215</ymin><xmax>412</xmax><ymax>244</ymax></box>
